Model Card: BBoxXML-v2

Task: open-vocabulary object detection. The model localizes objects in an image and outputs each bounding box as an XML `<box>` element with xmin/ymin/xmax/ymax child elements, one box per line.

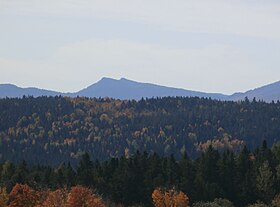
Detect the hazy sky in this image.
<box><xmin>1</xmin><ymin>0</ymin><xmax>280</xmax><ymax>94</ymax></box>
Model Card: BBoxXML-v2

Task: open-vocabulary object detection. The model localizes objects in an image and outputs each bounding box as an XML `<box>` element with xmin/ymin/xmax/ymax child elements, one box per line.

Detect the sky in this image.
<box><xmin>0</xmin><ymin>0</ymin><xmax>280</xmax><ymax>94</ymax></box>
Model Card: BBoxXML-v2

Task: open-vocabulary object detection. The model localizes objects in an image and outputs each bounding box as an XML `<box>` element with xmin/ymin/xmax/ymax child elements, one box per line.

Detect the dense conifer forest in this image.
<box><xmin>0</xmin><ymin>96</ymin><xmax>280</xmax><ymax>165</ymax></box>
<box><xmin>0</xmin><ymin>143</ymin><xmax>280</xmax><ymax>206</ymax></box>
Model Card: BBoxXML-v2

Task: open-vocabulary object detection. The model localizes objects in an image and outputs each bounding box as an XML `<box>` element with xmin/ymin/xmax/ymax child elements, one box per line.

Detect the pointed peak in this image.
<box><xmin>100</xmin><ymin>77</ymin><xmax>116</xmax><ymax>81</ymax></box>
<box><xmin>119</xmin><ymin>77</ymin><xmax>132</xmax><ymax>82</ymax></box>
<box><xmin>97</xmin><ymin>77</ymin><xmax>118</xmax><ymax>83</ymax></box>
<box><xmin>98</xmin><ymin>77</ymin><xmax>135</xmax><ymax>83</ymax></box>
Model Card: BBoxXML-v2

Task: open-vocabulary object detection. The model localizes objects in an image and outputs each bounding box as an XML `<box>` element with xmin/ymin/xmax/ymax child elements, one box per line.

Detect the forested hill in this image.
<box><xmin>0</xmin><ymin>96</ymin><xmax>280</xmax><ymax>165</ymax></box>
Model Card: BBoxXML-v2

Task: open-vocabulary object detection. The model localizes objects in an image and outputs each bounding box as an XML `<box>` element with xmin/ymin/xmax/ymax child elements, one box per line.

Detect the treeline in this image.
<box><xmin>1</xmin><ymin>142</ymin><xmax>280</xmax><ymax>206</ymax></box>
<box><xmin>1</xmin><ymin>96</ymin><xmax>280</xmax><ymax>165</ymax></box>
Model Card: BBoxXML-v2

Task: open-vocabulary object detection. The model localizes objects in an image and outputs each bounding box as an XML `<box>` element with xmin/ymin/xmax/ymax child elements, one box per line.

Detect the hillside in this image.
<box><xmin>0</xmin><ymin>96</ymin><xmax>279</xmax><ymax>165</ymax></box>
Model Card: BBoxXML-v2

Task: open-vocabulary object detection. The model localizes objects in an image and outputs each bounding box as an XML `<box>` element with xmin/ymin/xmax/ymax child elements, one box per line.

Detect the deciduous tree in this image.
<box><xmin>66</xmin><ymin>185</ymin><xmax>105</xmax><ymax>207</ymax></box>
<box><xmin>0</xmin><ymin>187</ymin><xmax>8</xmax><ymax>207</ymax></box>
<box><xmin>8</xmin><ymin>184</ymin><xmax>40</xmax><ymax>207</ymax></box>
<box><xmin>42</xmin><ymin>188</ymin><xmax>68</xmax><ymax>207</ymax></box>
<box><xmin>152</xmin><ymin>187</ymin><xmax>189</xmax><ymax>207</ymax></box>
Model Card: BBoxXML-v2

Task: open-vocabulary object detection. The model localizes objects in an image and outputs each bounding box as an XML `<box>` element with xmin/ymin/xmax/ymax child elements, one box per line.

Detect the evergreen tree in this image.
<box><xmin>76</xmin><ymin>153</ymin><xmax>93</xmax><ymax>186</ymax></box>
<box><xmin>236</xmin><ymin>146</ymin><xmax>256</xmax><ymax>206</ymax></box>
<box><xmin>256</xmin><ymin>161</ymin><xmax>275</xmax><ymax>203</ymax></box>
<box><xmin>178</xmin><ymin>152</ymin><xmax>195</xmax><ymax>200</ymax></box>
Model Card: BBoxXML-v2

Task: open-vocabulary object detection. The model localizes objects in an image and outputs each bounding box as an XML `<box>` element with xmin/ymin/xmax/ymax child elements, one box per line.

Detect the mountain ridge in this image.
<box><xmin>229</xmin><ymin>80</ymin><xmax>280</xmax><ymax>102</ymax></box>
<box><xmin>1</xmin><ymin>77</ymin><xmax>280</xmax><ymax>102</ymax></box>
<box><xmin>74</xmin><ymin>77</ymin><xmax>227</xmax><ymax>100</ymax></box>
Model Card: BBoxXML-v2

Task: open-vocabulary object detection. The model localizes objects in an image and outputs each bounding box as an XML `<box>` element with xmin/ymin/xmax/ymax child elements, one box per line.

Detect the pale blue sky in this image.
<box><xmin>0</xmin><ymin>0</ymin><xmax>280</xmax><ymax>94</ymax></box>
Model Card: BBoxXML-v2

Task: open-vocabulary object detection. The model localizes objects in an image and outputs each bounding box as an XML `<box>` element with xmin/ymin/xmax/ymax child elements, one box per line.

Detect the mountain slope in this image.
<box><xmin>0</xmin><ymin>84</ymin><xmax>61</xmax><ymax>98</ymax></box>
<box><xmin>74</xmin><ymin>77</ymin><xmax>227</xmax><ymax>100</ymax></box>
<box><xmin>229</xmin><ymin>81</ymin><xmax>280</xmax><ymax>102</ymax></box>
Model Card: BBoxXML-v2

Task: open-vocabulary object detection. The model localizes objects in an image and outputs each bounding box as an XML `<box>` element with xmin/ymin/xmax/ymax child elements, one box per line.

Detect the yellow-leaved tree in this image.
<box><xmin>152</xmin><ymin>187</ymin><xmax>189</xmax><ymax>207</ymax></box>
<box><xmin>0</xmin><ymin>187</ymin><xmax>8</xmax><ymax>207</ymax></box>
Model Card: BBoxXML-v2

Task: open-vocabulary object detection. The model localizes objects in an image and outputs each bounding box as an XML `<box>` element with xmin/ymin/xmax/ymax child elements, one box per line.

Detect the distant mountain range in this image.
<box><xmin>0</xmin><ymin>77</ymin><xmax>280</xmax><ymax>102</ymax></box>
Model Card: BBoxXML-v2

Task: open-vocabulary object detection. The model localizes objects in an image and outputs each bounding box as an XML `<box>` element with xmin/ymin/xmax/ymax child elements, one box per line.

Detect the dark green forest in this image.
<box><xmin>1</xmin><ymin>96</ymin><xmax>280</xmax><ymax>206</ymax></box>
<box><xmin>0</xmin><ymin>96</ymin><xmax>280</xmax><ymax>165</ymax></box>
<box><xmin>1</xmin><ymin>143</ymin><xmax>280</xmax><ymax>206</ymax></box>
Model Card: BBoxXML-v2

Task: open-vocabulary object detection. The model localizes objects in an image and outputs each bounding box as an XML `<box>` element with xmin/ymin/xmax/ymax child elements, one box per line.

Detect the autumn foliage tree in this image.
<box><xmin>152</xmin><ymin>187</ymin><xmax>189</xmax><ymax>207</ymax></box>
<box><xmin>8</xmin><ymin>184</ymin><xmax>40</xmax><ymax>207</ymax></box>
<box><xmin>41</xmin><ymin>188</ymin><xmax>68</xmax><ymax>207</ymax></box>
<box><xmin>1</xmin><ymin>184</ymin><xmax>106</xmax><ymax>207</ymax></box>
<box><xmin>66</xmin><ymin>185</ymin><xmax>105</xmax><ymax>207</ymax></box>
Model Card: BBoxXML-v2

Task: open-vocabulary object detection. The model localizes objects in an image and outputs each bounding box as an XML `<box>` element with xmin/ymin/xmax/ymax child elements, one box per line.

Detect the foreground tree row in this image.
<box><xmin>1</xmin><ymin>141</ymin><xmax>280</xmax><ymax>206</ymax></box>
<box><xmin>0</xmin><ymin>184</ymin><xmax>280</xmax><ymax>207</ymax></box>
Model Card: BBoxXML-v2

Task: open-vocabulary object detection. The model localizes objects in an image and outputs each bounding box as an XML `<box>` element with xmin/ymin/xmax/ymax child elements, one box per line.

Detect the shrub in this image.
<box><xmin>193</xmin><ymin>198</ymin><xmax>234</xmax><ymax>207</ymax></box>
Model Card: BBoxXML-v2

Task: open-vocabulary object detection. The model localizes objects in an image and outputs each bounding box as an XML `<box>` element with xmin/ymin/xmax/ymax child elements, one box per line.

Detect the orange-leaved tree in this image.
<box><xmin>66</xmin><ymin>185</ymin><xmax>105</xmax><ymax>207</ymax></box>
<box><xmin>41</xmin><ymin>188</ymin><xmax>68</xmax><ymax>207</ymax></box>
<box><xmin>174</xmin><ymin>191</ymin><xmax>189</xmax><ymax>207</ymax></box>
<box><xmin>8</xmin><ymin>184</ymin><xmax>40</xmax><ymax>207</ymax></box>
<box><xmin>152</xmin><ymin>187</ymin><xmax>189</xmax><ymax>207</ymax></box>
<box><xmin>152</xmin><ymin>188</ymin><xmax>165</xmax><ymax>207</ymax></box>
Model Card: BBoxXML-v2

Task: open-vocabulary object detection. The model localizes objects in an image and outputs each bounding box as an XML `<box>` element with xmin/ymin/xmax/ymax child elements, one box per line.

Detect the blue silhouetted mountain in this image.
<box><xmin>229</xmin><ymin>80</ymin><xmax>280</xmax><ymax>102</ymax></box>
<box><xmin>0</xmin><ymin>84</ymin><xmax>60</xmax><ymax>98</ymax></box>
<box><xmin>1</xmin><ymin>78</ymin><xmax>280</xmax><ymax>102</ymax></box>
<box><xmin>74</xmin><ymin>77</ymin><xmax>227</xmax><ymax>100</ymax></box>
